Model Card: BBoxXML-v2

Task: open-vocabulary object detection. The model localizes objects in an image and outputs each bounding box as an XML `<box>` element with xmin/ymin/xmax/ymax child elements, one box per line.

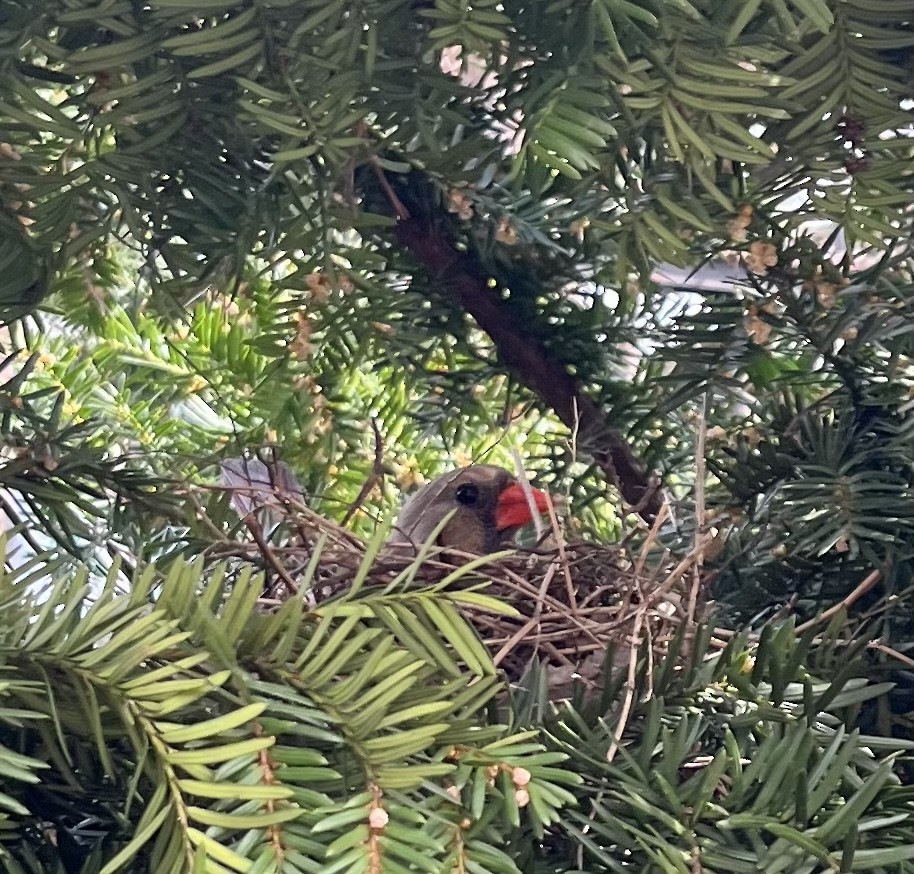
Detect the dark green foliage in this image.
<box><xmin>519</xmin><ymin>625</ymin><xmax>914</xmax><ymax>873</ymax></box>
<box><xmin>0</xmin><ymin>546</ymin><xmax>579</xmax><ymax>873</ymax></box>
<box><xmin>3</xmin><ymin>544</ymin><xmax>912</xmax><ymax>873</ymax></box>
<box><xmin>1</xmin><ymin>1</ymin><xmax>914</xmax><ymax>870</ymax></box>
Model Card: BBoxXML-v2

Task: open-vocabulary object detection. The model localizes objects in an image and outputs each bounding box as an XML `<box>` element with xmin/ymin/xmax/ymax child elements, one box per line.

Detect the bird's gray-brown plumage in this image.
<box><xmin>387</xmin><ymin>464</ymin><xmax>548</xmax><ymax>555</ymax></box>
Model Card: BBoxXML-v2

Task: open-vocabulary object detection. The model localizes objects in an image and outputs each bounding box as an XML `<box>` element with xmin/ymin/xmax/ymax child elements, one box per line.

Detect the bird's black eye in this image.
<box><xmin>455</xmin><ymin>483</ymin><xmax>479</xmax><ymax>506</ymax></box>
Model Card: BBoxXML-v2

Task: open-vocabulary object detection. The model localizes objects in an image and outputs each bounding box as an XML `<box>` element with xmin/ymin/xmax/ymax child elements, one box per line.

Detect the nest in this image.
<box><xmin>202</xmin><ymin>478</ymin><xmax>693</xmax><ymax>698</ymax></box>
<box><xmin>459</xmin><ymin>544</ymin><xmax>686</xmax><ymax>696</ymax></box>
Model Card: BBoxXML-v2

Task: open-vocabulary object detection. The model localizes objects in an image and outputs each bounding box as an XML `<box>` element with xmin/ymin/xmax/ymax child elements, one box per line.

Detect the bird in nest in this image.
<box><xmin>220</xmin><ymin>457</ymin><xmax>550</xmax><ymax>557</ymax></box>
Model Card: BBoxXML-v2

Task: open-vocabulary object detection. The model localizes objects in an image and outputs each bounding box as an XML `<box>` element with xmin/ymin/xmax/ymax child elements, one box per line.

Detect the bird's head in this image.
<box><xmin>389</xmin><ymin>464</ymin><xmax>550</xmax><ymax>555</ymax></box>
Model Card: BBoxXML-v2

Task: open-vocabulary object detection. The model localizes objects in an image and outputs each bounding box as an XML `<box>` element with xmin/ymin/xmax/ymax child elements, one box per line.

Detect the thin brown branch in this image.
<box><xmin>341</xmin><ymin>418</ymin><xmax>386</xmax><ymax>527</ymax></box>
<box><xmin>237</xmin><ymin>510</ymin><xmax>299</xmax><ymax>596</ymax></box>
<box><xmin>868</xmin><ymin>641</ymin><xmax>914</xmax><ymax>669</ymax></box>
<box><xmin>687</xmin><ymin>392</ymin><xmax>708</xmax><ymax>631</ymax></box>
<box><xmin>634</xmin><ymin>502</ymin><xmax>670</xmax><ymax>579</ymax></box>
<box><xmin>794</xmin><ymin>569</ymin><xmax>882</xmax><ymax>633</ymax></box>
<box><xmin>510</xmin><ymin>445</ymin><xmax>547</xmax><ymax>542</ymax></box>
<box><xmin>606</xmin><ymin>609</ymin><xmax>644</xmax><ymax>763</ymax></box>
<box><xmin>371</xmin><ymin>159</ymin><xmax>411</xmax><ymax>222</ymax></box>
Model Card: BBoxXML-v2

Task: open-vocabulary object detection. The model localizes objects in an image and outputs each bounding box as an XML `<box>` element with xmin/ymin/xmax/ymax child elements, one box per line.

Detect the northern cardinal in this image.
<box><xmin>220</xmin><ymin>457</ymin><xmax>550</xmax><ymax>562</ymax></box>
<box><xmin>388</xmin><ymin>464</ymin><xmax>550</xmax><ymax>555</ymax></box>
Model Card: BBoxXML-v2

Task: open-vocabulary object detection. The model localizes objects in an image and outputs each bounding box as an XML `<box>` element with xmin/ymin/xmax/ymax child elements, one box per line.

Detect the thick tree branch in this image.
<box><xmin>395</xmin><ymin>218</ymin><xmax>663</xmax><ymax>522</ymax></box>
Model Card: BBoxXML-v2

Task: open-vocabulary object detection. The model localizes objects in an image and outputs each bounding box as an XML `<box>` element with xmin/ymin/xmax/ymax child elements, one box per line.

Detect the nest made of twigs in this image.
<box><xmin>203</xmin><ymin>485</ymin><xmax>693</xmax><ymax>696</ymax></box>
<box><xmin>462</xmin><ymin>543</ymin><xmax>685</xmax><ymax>693</ymax></box>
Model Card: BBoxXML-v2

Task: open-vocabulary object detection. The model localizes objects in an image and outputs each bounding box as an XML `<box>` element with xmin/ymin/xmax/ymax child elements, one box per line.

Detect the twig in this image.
<box><xmin>638</xmin><ymin>576</ymin><xmax>658</xmax><ymax>693</ymax></box>
<box><xmin>687</xmin><ymin>390</ymin><xmax>709</xmax><ymax>632</ymax></box>
<box><xmin>634</xmin><ymin>502</ymin><xmax>670</xmax><ymax>579</ymax></box>
<box><xmin>341</xmin><ymin>418</ymin><xmax>386</xmax><ymax>527</ymax></box>
<box><xmin>491</xmin><ymin>560</ymin><xmax>558</xmax><ymax>667</ymax></box>
<box><xmin>642</xmin><ymin>531</ymin><xmax>716</xmax><ymax>609</ymax></box>
<box><xmin>547</xmin><ymin>494</ymin><xmax>578</xmax><ymax>614</ymax></box>
<box><xmin>539</xmin><ymin>639</ymin><xmax>578</xmax><ymax>668</ymax></box>
<box><xmin>606</xmin><ymin>608</ymin><xmax>644</xmax><ymax>763</ymax></box>
<box><xmin>510</xmin><ymin>446</ymin><xmax>546</xmax><ymax>542</ymax></box>
<box><xmin>566</xmin><ymin>396</ymin><xmax>580</xmax><ymax>510</ymax></box>
<box><xmin>245</xmin><ymin>514</ymin><xmax>299</xmax><ymax>596</ymax></box>
<box><xmin>794</xmin><ymin>569</ymin><xmax>882</xmax><ymax>633</ymax></box>
<box><xmin>370</xmin><ymin>157</ymin><xmax>411</xmax><ymax>222</ymax></box>
<box><xmin>514</xmin><ymin>462</ymin><xmax>579</xmax><ymax>616</ymax></box>
<box><xmin>187</xmin><ymin>490</ymin><xmax>234</xmax><ymax>543</ymax></box>
<box><xmin>867</xmin><ymin>641</ymin><xmax>914</xmax><ymax>669</ymax></box>
<box><xmin>210</xmin><ymin>462</ymin><xmax>303</xmax><ymax>596</ymax></box>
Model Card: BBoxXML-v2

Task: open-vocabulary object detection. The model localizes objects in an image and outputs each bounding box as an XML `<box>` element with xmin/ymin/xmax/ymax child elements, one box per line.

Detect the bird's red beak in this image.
<box><xmin>495</xmin><ymin>482</ymin><xmax>550</xmax><ymax>531</ymax></box>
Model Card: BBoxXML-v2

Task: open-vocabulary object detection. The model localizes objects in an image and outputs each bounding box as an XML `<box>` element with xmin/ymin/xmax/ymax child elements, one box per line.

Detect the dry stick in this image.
<box><xmin>704</xmin><ymin>568</ymin><xmax>883</xmax><ymax>645</ymax></box>
<box><xmin>569</xmin><ymin>396</ymin><xmax>580</xmax><ymax>469</ymax></box>
<box><xmin>547</xmin><ymin>495</ymin><xmax>578</xmax><ymax>614</ymax></box>
<box><xmin>687</xmin><ymin>391</ymin><xmax>709</xmax><ymax>632</ymax></box>
<box><xmin>605</xmin><ymin>527</ymin><xmax>714</xmax><ymax>764</ymax></box>
<box><xmin>193</xmin><ymin>481</ymin><xmax>367</xmax><ymax>599</ymax></box>
<box><xmin>523</xmin><ymin>588</ymin><xmax>608</xmax><ymax>648</ymax></box>
<box><xmin>492</xmin><ymin>561</ymin><xmax>559</xmax><ymax>667</ymax></box>
<box><xmin>555</xmin><ymin>398</ymin><xmax>585</xmax><ymax>613</ymax></box>
<box><xmin>605</xmin><ymin>556</ymin><xmax>687</xmax><ymax>765</ymax></box>
<box><xmin>490</xmin><ymin>632</ymin><xmax>648</xmax><ymax>653</ymax></box>
<box><xmin>539</xmin><ymin>639</ymin><xmax>578</xmax><ymax>668</ymax></box>
<box><xmin>639</xmin><ymin>577</ymin><xmax>659</xmax><ymax>697</ymax></box>
<box><xmin>492</xmin><ymin>549</ymin><xmax>621</xmax><ymax>666</ymax></box>
<box><xmin>341</xmin><ymin>418</ymin><xmax>386</xmax><ymax>527</ymax></box>
<box><xmin>634</xmin><ymin>502</ymin><xmax>670</xmax><ymax>579</ymax></box>
<box><xmin>487</xmin><ymin>611</ymin><xmax>646</xmax><ymax>652</ymax></box>
<box><xmin>369</xmin><ymin>156</ymin><xmax>411</xmax><ymax>222</ymax></box>
<box><xmin>187</xmin><ymin>489</ymin><xmax>307</xmax><ymax>598</ymax></box>
<box><xmin>252</xmin><ymin>489</ymin><xmax>364</xmax><ymax>550</ymax></box>
<box><xmin>245</xmin><ymin>514</ymin><xmax>299</xmax><ymax>596</ymax></box>
<box><xmin>868</xmin><ymin>641</ymin><xmax>914</xmax><ymax>669</ymax></box>
<box><xmin>186</xmin><ymin>490</ymin><xmax>237</xmax><ymax>545</ymax></box>
<box><xmin>514</xmin><ymin>452</ymin><xmax>579</xmax><ymax>616</ymax></box>
<box><xmin>606</xmin><ymin>609</ymin><xmax>645</xmax><ymax>764</ymax></box>
<box><xmin>604</xmin><ymin>510</ymin><xmax>678</xmax><ymax>765</ymax></box>
<box><xmin>578</xmin><ymin>589</ymin><xmax>640</xmax><ymax>615</ymax></box>
<box><xmin>855</xmin><ymin>583</ymin><xmax>914</xmax><ymax>624</ymax></box>
<box><xmin>510</xmin><ymin>446</ymin><xmax>547</xmax><ymax>542</ymax></box>
<box><xmin>604</xmin><ymin>546</ymin><xmax>674</xmax><ymax>764</ymax></box>
<box><xmin>647</xmin><ymin>530</ymin><xmax>718</xmax><ymax>607</ymax></box>
<box><xmin>794</xmin><ymin>569</ymin><xmax>882</xmax><ymax>633</ymax></box>
<box><xmin>256</xmin><ymin>598</ymin><xmax>285</xmax><ymax>607</ymax></box>
<box><xmin>563</xmin><ymin>395</ymin><xmax>581</xmax><ymax>534</ymax></box>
